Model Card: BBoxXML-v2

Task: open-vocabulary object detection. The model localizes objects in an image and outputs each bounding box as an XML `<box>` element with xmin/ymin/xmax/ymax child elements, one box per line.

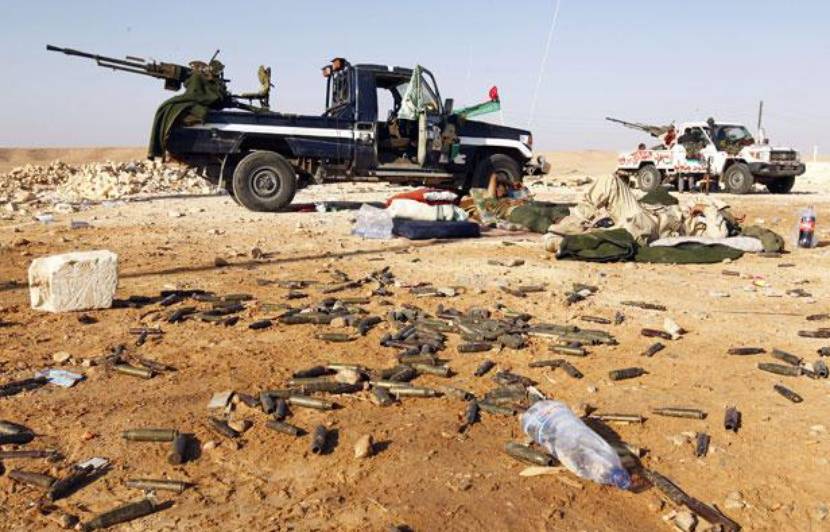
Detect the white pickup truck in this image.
<box><xmin>611</xmin><ymin>119</ymin><xmax>805</xmax><ymax>194</ymax></box>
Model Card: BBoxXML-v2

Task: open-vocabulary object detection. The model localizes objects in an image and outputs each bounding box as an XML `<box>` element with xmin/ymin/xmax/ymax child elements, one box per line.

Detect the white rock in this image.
<box><xmin>52</xmin><ymin>351</ymin><xmax>71</xmax><ymax>364</ymax></box>
<box><xmin>673</xmin><ymin>510</ymin><xmax>697</xmax><ymax>531</ymax></box>
<box><xmin>354</xmin><ymin>434</ymin><xmax>374</xmax><ymax>458</ymax></box>
<box><xmin>28</xmin><ymin>250</ymin><xmax>118</xmax><ymax>312</ymax></box>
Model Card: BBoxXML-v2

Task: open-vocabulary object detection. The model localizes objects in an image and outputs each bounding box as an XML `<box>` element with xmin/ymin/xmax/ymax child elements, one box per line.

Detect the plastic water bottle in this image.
<box><xmin>797</xmin><ymin>207</ymin><xmax>817</xmax><ymax>248</ymax></box>
<box><xmin>352</xmin><ymin>204</ymin><xmax>393</xmax><ymax>239</ymax></box>
<box><xmin>521</xmin><ymin>400</ymin><xmax>631</xmax><ymax>489</ymax></box>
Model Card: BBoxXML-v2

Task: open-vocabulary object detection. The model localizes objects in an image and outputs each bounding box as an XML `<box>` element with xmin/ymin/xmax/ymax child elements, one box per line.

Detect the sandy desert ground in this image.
<box><xmin>1</xmin><ymin>148</ymin><xmax>829</xmax><ymax>531</ymax></box>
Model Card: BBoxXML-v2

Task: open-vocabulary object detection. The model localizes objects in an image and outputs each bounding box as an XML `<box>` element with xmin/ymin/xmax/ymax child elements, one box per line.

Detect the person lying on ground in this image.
<box><xmin>459</xmin><ymin>173</ymin><xmax>569</xmax><ymax>233</ymax></box>
<box><xmin>544</xmin><ymin>174</ymin><xmax>741</xmax><ymax>251</ymax></box>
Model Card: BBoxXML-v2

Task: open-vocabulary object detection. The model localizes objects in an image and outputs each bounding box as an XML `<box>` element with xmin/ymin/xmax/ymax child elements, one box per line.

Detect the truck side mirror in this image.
<box><xmin>443</xmin><ymin>98</ymin><xmax>454</xmax><ymax>115</ymax></box>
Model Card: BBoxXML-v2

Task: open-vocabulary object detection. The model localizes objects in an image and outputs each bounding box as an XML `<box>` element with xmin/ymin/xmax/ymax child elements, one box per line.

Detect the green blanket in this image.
<box><xmin>557</xmin><ymin>228</ymin><xmax>638</xmax><ymax>262</ymax></box>
<box><xmin>557</xmin><ymin>228</ymin><xmax>744</xmax><ymax>264</ymax></box>
<box><xmin>148</xmin><ymin>72</ymin><xmax>226</xmax><ymax>158</ymax></box>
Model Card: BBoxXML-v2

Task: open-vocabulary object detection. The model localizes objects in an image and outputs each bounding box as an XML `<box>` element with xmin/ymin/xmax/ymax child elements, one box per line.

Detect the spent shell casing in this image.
<box><xmin>287</xmin><ymin>395</ymin><xmax>336</xmax><ymax>410</ymax></box>
<box><xmin>326</xmin><ymin>363</ymin><xmax>366</xmax><ymax>372</ymax></box>
<box><xmin>0</xmin><ymin>420</ymin><xmax>30</xmax><ymax>435</ymax></box>
<box><xmin>771</xmin><ymin>348</ymin><xmax>802</xmax><ymax>366</ymax></box>
<box><xmin>274</xmin><ymin>398</ymin><xmax>289</xmax><ymax>419</ymax></box>
<box><xmin>9</xmin><ymin>469</ymin><xmax>56</xmax><ymax>488</ymax></box>
<box><xmin>463</xmin><ymin>400</ymin><xmax>480</xmax><ymax>427</ymax></box>
<box><xmin>289</xmin><ymin>376</ymin><xmax>334</xmax><ymax>386</ymax></box>
<box><xmin>310</xmin><ymin>425</ymin><xmax>328</xmax><ymax>454</ymax></box>
<box><xmin>371</xmin><ymin>386</ymin><xmax>395</xmax><ymax>406</ymax></box>
<box><xmin>265</xmin><ymin>420</ymin><xmax>304</xmax><ymax>436</ymax></box>
<box><xmin>799</xmin><ymin>329</ymin><xmax>830</xmax><ymax>339</ymax></box>
<box><xmin>724</xmin><ymin>407</ymin><xmax>741</xmax><ymax>432</ymax></box>
<box><xmin>262</xmin><ymin>388</ymin><xmax>296</xmax><ymax>399</ymax></box>
<box><xmin>114</xmin><ymin>364</ymin><xmax>155</xmax><ymax>379</ymax></box>
<box><xmin>694</xmin><ymin>432</ymin><xmax>710</xmax><ymax>458</ymax></box>
<box><xmin>167</xmin><ymin>306</ymin><xmax>196</xmax><ymax>323</ymax></box>
<box><xmin>388</xmin><ymin>365</ymin><xmax>417</xmax><ymax>382</ymax></box>
<box><xmin>558</xmin><ymin>360</ymin><xmax>583</xmax><ymax>379</ymax></box>
<box><xmin>122</xmin><ymin>428</ymin><xmax>177</xmax><ymax>442</ymax></box>
<box><xmin>588</xmin><ymin>413</ymin><xmax>645</xmax><ymax>424</ymax></box>
<box><xmin>293</xmin><ymin>365</ymin><xmax>330</xmax><ymax>378</ymax></box>
<box><xmin>249</xmin><ymin>319</ymin><xmax>272</xmax><ymax>330</ymax></box>
<box><xmin>236</xmin><ymin>393</ymin><xmax>260</xmax><ymax>408</ymax></box>
<box><xmin>167</xmin><ymin>433</ymin><xmax>188</xmax><ymax>465</ymax></box>
<box><xmin>528</xmin><ymin>359</ymin><xmax>561</xmax><ymax>368</ymax></box>
<box><xmin>48</xmin><ymin>465</ymin><xmax>93</xmax><ymax>501</ymax></box>
<box><xmin>207</xmin><ymin>417</ymin><xmax>239</xmax><ymax>439</ymax></box>
<box><xmin>389</xmin><ymin>386</ymin><xmax>440</xmax><ymax>398</ymax></box>
<box><xmin>813</xmin><ymin>359</ymin><xmax>829</xmax><ymax>378</ymax></box>
<box><xmin>580</xmin><ymin>315</ymin><xmax>611</xmax><ymax>325</ymax></box>
<box><xmin>458</xmin><ymin>342</ymin><xmax>493</xmax><ymax>353</ymax></box>
<box><xmin>773</xmin><ymin>384</ymin><xmax>803</xmax><ymax>403</ymax></box>
<box><xmin>370</xmin><ymin>380</ymin><xmax>411</xmax><ymax>389</ymax></box>
<box><xmin>0</xmin><ymin>432</ymin><xmax>35</xmax><ymax>445</ymax></box>
<box><xmin>260</xmin><ymin>392</ymin><xmax>276</xmax><ymax>414</ymax></box>
<box><xmin>125</xmin><ymin>478</ymin><xmax>188</xmax><ymax>494</ymax></box>
<box><xmin>301</xmin><ymin>382</ymin><xmax>363</xmax><ymax>394</ymax></box>
<box><xmin>137</xmin><ymin>358</ymin><xmax>175</xmax><ymax>373</ymax></box>
<box><xmin>608</xmin><ymin>367</ymin><xmax>647</xmax><ymax>381</ymax></box>
<box><xmin>478</xmin><ymin>401</ymin><xmax>517</xmax><ymax>416</ymax></box>
<box><xmin>315</xmin><ymin>332</ymin><xmax>355</xmax><ymax>342</ymax></box>
<box><xmin>411</xmin><ymin>363</ymin><xmax>451</xmax><ymax>377</ymax></box>
<box><xmin>474</xmin><ymin>359</ymin><xmax>496</xmax><ymax>377</ymax></box>
<box><xmin>641</xmin><ymin>328</ymin><xmax>673</xmax><ymax>340</ymax></box>
<box><xmin>549</xmin><ymin>344</ymin><xmax>588</xmax><ymax>356</ymax></box>
<box><xmin>398</xmin><ymin>353</ymin><xmax>438</xmax><ymax>365</ymax></box>
<box><xmin>85</xmin><ymin>499</ymin><xmax>158</xmax><ymax>530</ymax></box>
<box><xmin>652</xmin><ymin>407</ymin><xmax>707</xmax><ymax>419</ymax></box>
<box><xmin>642</xmin><ymin>342</ymin><xmax>666</xmax><ymax>357</ymax></box>
<box><xmin>436</xmin><ymin>385</ymin><xmax>474</xmax><ymax>401</ymax></box>
<box><xmin>0</xmin><ymin>449</ymin><xmax>59</xmax><ymax>460</ymax></box>
<box><xmin>758</xmin><ymin>362</ymin><xmax>802</xmax><ymax>377</ymax></box>
<box><xmin>504</xmin><ymin>442</ymin><xmax>554</xmax><ymax>466</ymax></box>
<box><xmin>728</xmin><ymin>347</ymin><xmax>765</xmax><ymax>356</ymax></box>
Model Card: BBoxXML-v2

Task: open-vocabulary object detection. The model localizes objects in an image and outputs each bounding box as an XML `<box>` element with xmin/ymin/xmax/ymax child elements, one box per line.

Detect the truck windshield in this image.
<box><xmin>714</xmin><ymin>125</ymin><xmax>754</xmax><ymax>147</ymax></box>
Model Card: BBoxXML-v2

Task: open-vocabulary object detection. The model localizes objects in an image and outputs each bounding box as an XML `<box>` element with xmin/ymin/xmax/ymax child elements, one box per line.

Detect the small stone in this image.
<box><xmin>214</xmin><ymin>257</ymin><xmax>229</xmax><ymax>267</ymax></box>
<box><xmin>47</xmin><ymin>512</ymin><xmax>78</xmax><ymax>529</ymax></box>
<box><xmin>329</xmin><ymin>316</ymin><xmax>347</xmax><ymax>328</ymax></box>
<box><xmin>251</xmin><ymin>247</ymin><xmax>264</xmax><ymax>259</ymax></box>
<box><xmin>506</xmin><ymin>259</ymin><xmax>525</xmax><ymax>267</ymax></box>
<box><xmin>52</xmin><ymin>351</ymin><xmax>71</xmax><ymax>364</ymax></box>
<box><xmin>586</xmin><ymin>385</ymin><xmax>598</xmax><ymax>394</ymax></box>
<box><xmin>724</xmin><ymin>491</ymin><xmax>746</xmax><ymax>509</ymax></box>
<box><xmin>167</xmin><ymin>210</ymin><xmax>184</xmax><ymax>218</ymax></box>
<box><xmin>647</xmin><ymin>496</ymin><xmax>665</xmax><ymax>513</ymax></box>
<box><xmin>335</xmin><ymin>368</ymin><xmax>361</xmax><ymax>385</ymax></box>
<box><xmin>202</xmin><ymin>440</ymin><xmax>218</xmax><ymax>451</ymax></box>
<box><xmin>673</xmin><ymin>510</ymin><xmax>697</xmax><ymax>532</ymax></box>
<box><xmin>437</xmin><ymin>287</ymin><xmax>457</xmax><ymax>297</ymax></box>
<box><xmin>227</xmin><ymin>419</ymin><xmax>252</xmax><ymax>433</ymax></box>
<box><xmin>814</xmin><ymin>503</ymin><xmax>829</xmax><ymax>522</ymax></box>
<box><xmin>354</xmin><ymin>434</ymin><xmax>374</xmax><ymax>459</ymax></box>
<box><xmin>809</xmin><ymin>424</ymin><xmax>827</xmax><ymax>435</ymax></box>
<box><xmin>81</xmin><ymin>431</ymin><xmax>97</xmax><ymax>441</ymax></box>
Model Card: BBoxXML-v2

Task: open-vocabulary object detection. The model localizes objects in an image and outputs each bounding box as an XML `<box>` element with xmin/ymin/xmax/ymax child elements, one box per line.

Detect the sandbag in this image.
<box><xmin>392</xmin><ymin>219</ymin><xmax>481</xmax><ymax>240</ymax></box>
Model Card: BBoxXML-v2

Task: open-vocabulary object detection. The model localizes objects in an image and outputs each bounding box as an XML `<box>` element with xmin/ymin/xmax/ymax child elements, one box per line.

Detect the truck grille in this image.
<box><xmin>770</xmin><ymin>151</ymin><xmax>796</xmax><ymax>162</ymax></box>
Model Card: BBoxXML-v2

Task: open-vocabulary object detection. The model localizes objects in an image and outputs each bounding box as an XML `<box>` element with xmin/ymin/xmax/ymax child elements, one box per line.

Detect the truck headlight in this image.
<box><xmin>520</xmin><ymin>134</ymin><xmax>532</xmax><ymax>147</ymax></box>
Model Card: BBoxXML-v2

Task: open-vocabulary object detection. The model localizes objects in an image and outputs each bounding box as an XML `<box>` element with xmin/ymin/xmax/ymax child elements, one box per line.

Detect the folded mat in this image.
<box><xmin>392</xmin><ymin>219</ymin><xmax>481</xmax><ymax>240</ymax></box>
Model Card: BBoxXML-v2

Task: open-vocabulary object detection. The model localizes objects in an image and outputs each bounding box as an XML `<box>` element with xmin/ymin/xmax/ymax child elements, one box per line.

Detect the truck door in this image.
<box><xmin>352</xmin><ymin>68</ymin><xmax>379</xmax><ymax>175</ymax></box>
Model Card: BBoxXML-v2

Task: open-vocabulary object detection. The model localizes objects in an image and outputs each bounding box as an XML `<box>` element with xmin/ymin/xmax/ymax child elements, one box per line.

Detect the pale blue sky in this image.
<box><xmin>2</xmin><ymin>1</ymin><xmax>828</xmax><ymax>153</ymax></box>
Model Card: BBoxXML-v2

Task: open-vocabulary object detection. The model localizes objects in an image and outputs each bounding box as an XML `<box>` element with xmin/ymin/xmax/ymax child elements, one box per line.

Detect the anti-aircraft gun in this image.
<box><xmin>605</xmin><ymin>116</ymin><xmax>673</xmax><ymax>138</ymax></box>
<box><xmin>46</xmin><ymin>44</ymin><xmax>272</xmax><ymax>111</ymax></box>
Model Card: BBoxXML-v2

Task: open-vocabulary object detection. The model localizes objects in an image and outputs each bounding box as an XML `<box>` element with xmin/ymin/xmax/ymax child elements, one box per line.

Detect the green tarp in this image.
<box><xmin>557</xmin><ymin>228</ymin><xmax>745</xmax><ymax>264</ymax></box>
<box><xmin>741</xmin><ymin>225</ymin><xmax>785</xmax><ymax>253</ymax></box>
<box><xmin>509</xmin><ymin>202</ymin><xmax>570</xmax><ymax>234</ymax></box>
<box><xmin>148</xmin><ymin>72</ymin><xmax>226</xmax><ymax>158</ymax></box>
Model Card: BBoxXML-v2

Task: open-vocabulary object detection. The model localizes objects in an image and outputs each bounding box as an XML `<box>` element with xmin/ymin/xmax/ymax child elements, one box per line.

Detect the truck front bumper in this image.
<box><xmin>748</xmin><ymin>161</ymin><xmax>806</xmax><ymax>178</ymax></box>
<box><xmin>525</xmin><ymin>155</ymin><xmax>551</xmax><ymax>176</ymax></box>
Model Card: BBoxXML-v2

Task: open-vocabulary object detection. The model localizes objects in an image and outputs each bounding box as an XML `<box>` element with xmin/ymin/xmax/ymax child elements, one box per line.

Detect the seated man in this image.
<box><xmin>544</xmin><ymin>174</ymin><xmax>736</xmax><ymax>251</ymax></box>
<box><xmin>460</xmin><ymin>173</ymin><xmax>569</xmax><ymax>233</ymax></box>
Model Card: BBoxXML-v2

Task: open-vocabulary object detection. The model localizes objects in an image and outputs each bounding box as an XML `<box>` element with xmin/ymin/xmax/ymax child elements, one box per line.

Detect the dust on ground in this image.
<box><xmin>1</xmin><ymin>150</ymin><xmax>829</xmax><ymax>531</ymax></box>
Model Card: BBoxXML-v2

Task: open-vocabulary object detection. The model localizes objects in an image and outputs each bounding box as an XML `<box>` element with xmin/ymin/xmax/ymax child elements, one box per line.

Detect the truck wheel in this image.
<box><xmin>723</xmin><ymin>163</ymin><xmax>754</xmax><ymax>194</ymax></box>
<box><xmin>635</xmin><ymin>164</ymin><xmax>662</xmax><ymax>192</ymax></box>
<box><xmin>766</xmin><ymin>176</ymin><xmax>795</xmax><ymax>194</ymax></box>
<box><xmin>231</xmin><ymin>151</ymin><xmax>297</xmax><ymax>212</ymax></box>
<box><xmin>470</xmin><ymin>153</ymin><xmax>522</xmax><ymax>189</ymax></box>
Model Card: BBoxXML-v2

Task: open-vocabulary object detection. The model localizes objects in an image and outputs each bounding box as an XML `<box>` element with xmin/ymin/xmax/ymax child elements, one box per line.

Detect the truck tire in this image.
<box><xmin>470</xmin><ymin>153</ymin><xmax>522</xmax><ymax>189</ymax></box>
<box><xmin>723</xmin><ymin>163</ymin><xmax>754</xmax><ymax>194</ymax></box>
<box><xmin>231</xmin><ymin>151</ymin><xmax>297</xmax><ymax>212</ymax></box>
<box><xmin>635</xmin><ymin>164</ymin><xmax>662</xmax><ymax>192</ymax></box>
<box><xmin>766</xmin><ymin>176</ymin><xmax>795</xmax><ymax>194</ymax></box>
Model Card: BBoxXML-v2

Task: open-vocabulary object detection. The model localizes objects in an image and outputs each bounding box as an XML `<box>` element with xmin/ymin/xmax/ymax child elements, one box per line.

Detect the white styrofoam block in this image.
<box><xmin>28</xmin><ymin>250</ymin><xmax>118</xmax><ymax>312</ymax></box>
